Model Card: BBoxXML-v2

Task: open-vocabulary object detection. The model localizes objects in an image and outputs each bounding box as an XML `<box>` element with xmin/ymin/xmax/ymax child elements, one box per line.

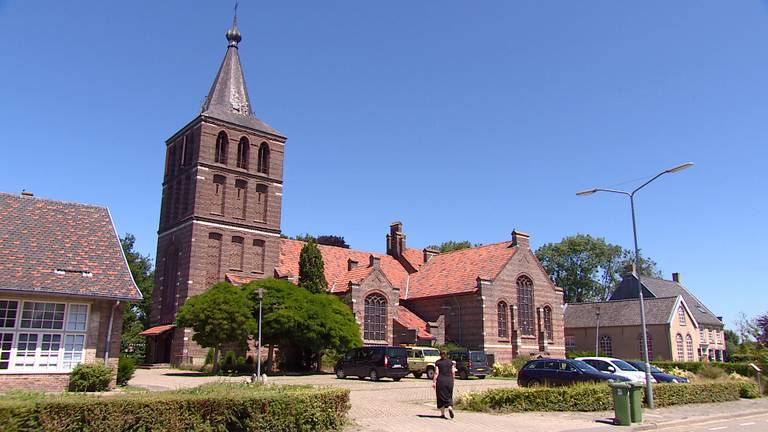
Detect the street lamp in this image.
<box><xmin>595</xmin><ymin>305</ymin><xmax>601</xmax><ymax>356</ymax></box>
<box><xmin>577</xmin><ymin>161</ymin><xmax>694</xmax><ymax>409</ymax></box>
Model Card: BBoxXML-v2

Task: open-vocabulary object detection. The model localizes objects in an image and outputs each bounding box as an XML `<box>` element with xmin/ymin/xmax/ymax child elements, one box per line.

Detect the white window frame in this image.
<box><xmin>0</xmin><ymin>299</ymin><xmax>90</xmax><ymax>374</ymax></box>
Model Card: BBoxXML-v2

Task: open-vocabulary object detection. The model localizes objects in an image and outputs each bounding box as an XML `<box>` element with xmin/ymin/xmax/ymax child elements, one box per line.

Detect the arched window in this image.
<box><xmin>212</xmin><ymin>175</ymin><xmax>226</xmax><ymax>215</ymax></box>
<box><xmin>543</xmin><ymin>306</ymin><xmax>553</xmax><ymax>340</ymax></box>
<box><xmin>229</xmin><ymin>236</ymin><xmax>244</xmax><ymax>270</ymax></box>
<box><xmin>215</xmin><ymin>131</ymin><xmax>228</xmax><ymax>164</ymax></box>
<box><xmin>236</xmin><ymin>137</ymin><xmax>249</xmax><ymax>169</ymax></box>
<box><xmin>364</xmin><ymin>294</ymin><xmax>387</xmax><ymax>341</ymax></box>
<box><xmin>638</xmin><ymin>332</ymin><xmax>654</xmax><ymax>360</ymax></box>
<box><xmin>599</xmin><ymin>335</ymin><xmax>613</xmax><ymax>357</ymax></box>
<box><xmin>257</xmin><ymin>142</ymin><xmax>270</xmax><ymax>175</ymax></box>
<box><xmin>254</xmin><ymin>184</ymin><xmax>268</xmax><ymax>222</ymax></box>
<box><xmin>678</xmin><ymin>306</ymin><xmax>686</xmax><ymax>325</ymax></box>
<box><xmin>497</xmin><ymin>301</ymin><xmax>508</xmax><ymax>338</ymax></box>
<box><xmin>686</xmin><ymin>334</ymin><xmax>694</xmax><ymax>361</ymax></box>
<box><xmin>516</xmin><ymin>276</ymin><xmax>535</xmax><ymax>336</ymax></box>
<box><xmin>234</xmin><ymin>179</ymin><xmax>247</xmax><ymax>219</ymax></box>
<box><xmin>676</xmin><ymin>334</ymin><xmax>685</xmax><ymax>360</ymax></box>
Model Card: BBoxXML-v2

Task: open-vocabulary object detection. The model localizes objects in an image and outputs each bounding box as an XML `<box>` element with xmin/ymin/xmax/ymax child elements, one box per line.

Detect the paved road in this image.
<box><xmin>653</xmin><ymin>413</ymin><xmax>768</xmax><ymax>432</ymax></box>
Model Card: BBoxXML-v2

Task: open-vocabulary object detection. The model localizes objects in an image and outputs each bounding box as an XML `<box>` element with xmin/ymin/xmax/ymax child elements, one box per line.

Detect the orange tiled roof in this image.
<box><xmin>401</xmin><ymin>248</ymin><xmax>425</xmax><ymax>270</ymax></box>
<box><xmin>406</xmin><ymin>241</ymin><xmax>518</xmax><ymax>300</ymax></box>
<box><xmin>276</xmin><ymin>239</ymin><xmax>410</xmax><ymax>291</ymax></box>
<box><xmin>395</xmin><ymin>305</ymin><xmax>435</xmax><ymax>339</ymax></box>
<box><xmin>139</xmin><ymin>324</ymin><xmax>175</xmax><ymax>336</ymax></box>
<box><xmin>329</xmin><ymin>266</ymin><xmax>375</xmax><ymax>293</ymax></box>
<box><xmin>225</xmin><ymin>273</ymin><xmax>257</xmax><ymax>286</ymax></box>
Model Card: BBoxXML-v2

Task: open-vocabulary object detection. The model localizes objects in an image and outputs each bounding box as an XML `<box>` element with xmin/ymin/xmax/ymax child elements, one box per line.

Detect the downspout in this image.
<box><xmin>104</xmin><ymin>301</ymin><xmax>121</xmax><ymax>364</ymax></box>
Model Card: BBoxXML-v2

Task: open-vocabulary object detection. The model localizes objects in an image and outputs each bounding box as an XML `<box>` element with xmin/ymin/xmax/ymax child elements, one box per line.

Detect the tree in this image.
<box><xmin>734</xmin><ymin>311</ymin><xmax>759</xmax><ymax>344</ymax></box>
<box><xmin>289</xmin><ymin>233</ymin><xmax>350</xmax><ymax>248</ymax></box>
<box><xmin>299</xmin><ymin>239</ymin><xmax>328</xmax><ymax>294</ymax></box>
<box><xmin>535</xmin><ymin>234</ymin><xmax>662</xmax><ymax>304</ymax></box>
<box><xmin>120</xmin><ymin>234</ymin><xmax>154</xmax><ymax>360</ymax></box>
<box><xmin>245</xmin><ymin>278</ymin><xmax>361</xmax><ymax>372</ymax></box>
<box><xmin>175</xmin><ymin>282</ymin><xmax>256</xmax><ymax>373</ymax></box>
<box><xmin>427</xmin><ymin>240</ymin><xmax>477</xmax><ymax>253</ymax></box>
<box><xmin>756</xmin><ymin>312</ymin><xmax>768</xmax><ymax>347</ymax></box>
<box><xmin>724</xmin><ymin>329</ymin><xmax>741</xmax><ymax>357</ymax></box>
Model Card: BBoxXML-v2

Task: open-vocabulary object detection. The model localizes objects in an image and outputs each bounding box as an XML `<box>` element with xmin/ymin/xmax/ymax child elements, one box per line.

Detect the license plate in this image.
<box><xmin>392</xmin><ymin>364</ymin><xmax>403</xmax><ymax>368</ymax></box>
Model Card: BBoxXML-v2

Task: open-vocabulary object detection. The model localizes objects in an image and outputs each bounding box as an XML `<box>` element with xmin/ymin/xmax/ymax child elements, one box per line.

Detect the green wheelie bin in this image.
<box><xmin>608</xmin><ymin>382</ymin><xmax>631</xmax><ymax>426</ymax></box>
<box><xmin>628</xmin><ymin>382</ymin><xmax>644</xmax><ymax>423</ymax></box>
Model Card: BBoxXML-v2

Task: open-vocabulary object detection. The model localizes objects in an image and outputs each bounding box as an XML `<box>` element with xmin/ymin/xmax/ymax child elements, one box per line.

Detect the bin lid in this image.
<box><xmin>608</xmin><ymin>382</ymin><xmax>631</xmax><ymax>389</ymax></box>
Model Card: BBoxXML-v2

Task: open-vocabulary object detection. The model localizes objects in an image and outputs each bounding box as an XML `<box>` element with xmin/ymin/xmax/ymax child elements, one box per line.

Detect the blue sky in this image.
<box><xmin>1</xmin><ymin>1</ymin><xmax>766</xmax><ymax>328</ymax></box>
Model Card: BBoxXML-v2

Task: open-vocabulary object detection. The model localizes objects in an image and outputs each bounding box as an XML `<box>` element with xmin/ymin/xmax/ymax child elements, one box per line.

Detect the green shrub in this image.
<box><xmin>699</xmin><ymin>365</ymin><xmax>726</xmax><ymax>380</ymax></box>
<box><xmin>116</xmin><ymin>357</ymin><xmax>136</xmax><ymax>386</ymax></box>
<box><xmin>0</xmin><ymin>383</ymin><xmax>350</xmax><ymax>432</ymax></box>
<box><xmin>204</xmin><ymin>348</ymin><xmax>214</xmax><ymax>366</ymax></box>
<box><xmin>68</xmin><ymin>363</ymin><xmax>113</xmax><ymax>392</ymax></box>
<box><xmin>653</xmin><ymin>361</ymin><xmax>754</xmax><ymax>378</ymax></box>
<box><xmin>491</xmin><ymin>362</ymin><xmax>519</xmax><ymax>378</ymax></box>
<box><xmin>221</xmin><ymin>351</ymin><xmax>238</xmax><ymax>374</ymax></box>
<box><xmin>457</xmin><ymin>381</ymin><xmax>759</xmax><ymax>413</ymax></box>
<box><xmin>565</xmin><ymin>351</ymin><xmax>595</xmax><ymax>359</ymax></box>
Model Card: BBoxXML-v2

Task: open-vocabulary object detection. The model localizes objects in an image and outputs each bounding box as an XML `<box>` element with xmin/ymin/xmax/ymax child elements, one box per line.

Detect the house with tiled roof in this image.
<box><xmin>563</xmin><ymin>272</ymin><xmax>725</xmax><ymax>362</ymax></box>
<box><xmin>0</xmin><ymin>192</ymin><xmax>142</xmax><ymax>390</ymax></box>
<box><xmin>145</xmin><ymin>19</ymin><xmax>565</xmax><ymax>365</ymax></box>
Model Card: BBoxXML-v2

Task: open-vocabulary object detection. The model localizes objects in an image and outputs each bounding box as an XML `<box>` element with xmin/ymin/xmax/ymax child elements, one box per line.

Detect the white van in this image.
<box><xmin>575</xmin><ymin>357</ymin><xmax>656</xmax><ymax>383</ymax></box>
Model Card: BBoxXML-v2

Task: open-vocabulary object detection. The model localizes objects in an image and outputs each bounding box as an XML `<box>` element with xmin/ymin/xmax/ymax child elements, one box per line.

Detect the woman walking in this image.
<box><xmin>432</xmin><ymin>350</ymin><xmax>455</xmax><ymax>419</ymax></box>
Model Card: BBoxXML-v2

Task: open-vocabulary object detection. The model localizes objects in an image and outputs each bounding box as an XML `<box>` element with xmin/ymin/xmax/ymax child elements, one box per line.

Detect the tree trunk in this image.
<box><xmin>266</xmin><ymin>344</ymin><xmax>274</xmax><ymax>373</ymax></box>
<box><xmin>316</xmin><ymin>351</ymin><xmax>323</xmax><ymax>372</ymax></box>
<box><xmin>212</xmin><ymin>346</ymin><xmax>220</xmax><ymax>375</ymax></box>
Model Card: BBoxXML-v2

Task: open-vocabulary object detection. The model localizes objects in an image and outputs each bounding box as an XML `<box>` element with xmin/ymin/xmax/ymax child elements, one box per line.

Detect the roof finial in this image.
<box><xmin>226</xmin><ymin>0</ymin><xmax>242</xmax><ymax>47</ymax></box>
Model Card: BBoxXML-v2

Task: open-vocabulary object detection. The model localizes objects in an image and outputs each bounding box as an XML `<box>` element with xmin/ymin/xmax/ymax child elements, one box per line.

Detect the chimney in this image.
<box><xmin>672</xmin><ymin>272</ymin><xmax>681</xmax><ymax>283</ymax></box>
<box><xmin>20</xmin><ymin>190</ymin><xmax>34</xmax><ymax>197</ymax></box>
<box><xmin>347</xmin><ymin>259</ymin><xmax>359</xmax><ymax>271</ymax></box>
<box><xmin>511</xmin><ymin>230</ymin><xmax>530</xmax><ymax>249</ymax></box>
<box><xmin>369</xmin><ymin>255</ymin><xmax>380</xmax><ymax>269</ymax></box>
<box><xmin>423</xmin><ymin>248</ymin><xmax>439</xmax><ymax>263</ymax></box>
<box><xmin>386</xmin><ymin>221</ymin><xmax>406</xmax><ymax>258</ymax></box>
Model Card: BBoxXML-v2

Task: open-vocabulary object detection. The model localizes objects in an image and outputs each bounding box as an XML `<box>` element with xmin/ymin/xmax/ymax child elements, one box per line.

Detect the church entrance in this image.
<box><xmin>139</xmin><ymin>324</ymin><xmax>175</xmax><ymax>364</ymax></box>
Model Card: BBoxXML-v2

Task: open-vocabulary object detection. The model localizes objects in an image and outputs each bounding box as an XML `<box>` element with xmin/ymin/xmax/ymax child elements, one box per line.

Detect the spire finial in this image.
<box><xmin>226</xmin><ymin>1</ymin><xmax>242</xmax><ymax>47</ymax></box>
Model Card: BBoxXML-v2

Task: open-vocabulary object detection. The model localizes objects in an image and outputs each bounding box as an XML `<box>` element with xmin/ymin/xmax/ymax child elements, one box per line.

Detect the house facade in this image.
<box><xmin>564</xmin><ymin>273</ymin><xmax>725</xmax><ymax>362</ymax></box>
<box><xmin>0</xmin><ymin>192</ymin><xmax>142</xmax><ymax>391</ymax></box>
<box><xmin>145</xmin><ymin>20</ymin><xmax>565</xmax><ymax>365</ymax></box>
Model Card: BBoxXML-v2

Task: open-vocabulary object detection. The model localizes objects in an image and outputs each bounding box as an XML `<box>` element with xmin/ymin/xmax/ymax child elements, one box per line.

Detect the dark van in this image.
<box><xmin>448</xmin><ymin>350</ymin><xmax>489</xmax><ymax>379</ymax></box>
<box><xmin>335</xmin><ymin>346</ymin><xmax>409</xmax><ymax>381</ymax></box>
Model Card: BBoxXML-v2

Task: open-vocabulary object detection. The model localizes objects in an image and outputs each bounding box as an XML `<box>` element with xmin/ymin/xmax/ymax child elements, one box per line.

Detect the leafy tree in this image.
<box><xmin>289</xmin><ymin>233</ymin><xmax>349</xmax><ymax>248</ymax></box>
<box><xmin>535</xmin><ymin>234</ymin><xmax>661</xmax><ymax>304</ymax></box>
<box><xmin>724</xmin><ymin>329</ymin><xmax>741</xmax><ymax>358</ymax></box>
<box><xmin>756</xmin><ymin>312</ymin><xmax>768</xmax><ymax>347</ymax></box>
<box><xmin>427</xmin><ymin>240</ymin><xmax>478</xmax><ymax>253</ymax></box>
<box><xmin>120</xmin><ymin>234</ymin><xmax>154</xmax><ymax>360</ymax></box>
<box><xmin>175</xmin><ymin>282</ymin><xmax>256</xmax><ymax>373</ymax></box>
<box><xmin>299</xmin><ymin>239</ymin><xmax>328</xmax><ymax>294</ymax></box>
<box><xmin>734</xmin><ymin>311</ymin><xmax>759</xmax><ymax>344</ymax></box>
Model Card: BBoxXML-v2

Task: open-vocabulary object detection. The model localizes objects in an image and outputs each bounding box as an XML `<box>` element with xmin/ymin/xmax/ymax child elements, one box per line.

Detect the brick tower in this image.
<box><xmin>146</xmin><ymin>18</ymin><xmax>286</xmax><ymax>365</ymax></box>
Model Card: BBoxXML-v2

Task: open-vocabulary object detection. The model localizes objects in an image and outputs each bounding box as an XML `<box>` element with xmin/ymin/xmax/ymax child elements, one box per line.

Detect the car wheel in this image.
<box><xmin>335</xmin><ymin>369</ymin><xmax>346</xmax><ymax>379</ymax></box>
<box><xmin>460</xmin><ymin>370</ymin><xmax>469</xmax><ymax>380</ymax></box>
<box><xmin>369</xmin><ymin>369</ymin><xmax>379</xmax><ymax>382</ymax></box>
<box><xmin>477</xmin><ymin>375</ymin><xmax>486</xmax><ymax>380</ymax></box>
<box><xmin>426</xmin><ymin>367</ymin><xmax>435</xmax><ymax>380</ymax></box>
<box><xmin>393</xmin><ymin>377</ymin><xmax>402</xmax><ymax>382</ymax></box>
<box><xmin>527</xmin><ymin>378</ymin><xmax>542</xmax><ymax>387</ymax></box>
<box><xmin>413</xmin><ymin>372</ymin><xmax>423</xmax><ymax>379</ymax></box>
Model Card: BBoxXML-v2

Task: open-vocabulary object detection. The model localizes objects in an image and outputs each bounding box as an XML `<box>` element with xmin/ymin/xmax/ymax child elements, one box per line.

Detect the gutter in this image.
<box><xmin>104</xmin><ymin>300</ymin><xmax>120</xmax><ymax>363</ymax></box>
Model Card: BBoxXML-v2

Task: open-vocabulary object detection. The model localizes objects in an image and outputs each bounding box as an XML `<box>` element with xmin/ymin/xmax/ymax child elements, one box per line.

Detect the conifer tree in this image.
<box><xmin>298</xmin><ymin>239</ymin><xmax>328</xmax><ymax>294</ymax></box>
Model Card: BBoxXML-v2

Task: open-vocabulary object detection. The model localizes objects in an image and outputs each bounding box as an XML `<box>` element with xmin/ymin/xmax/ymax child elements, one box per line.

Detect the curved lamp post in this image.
<box><xmin>576</xmin><ymin>161</ymin><xmax>694</xmax><ymax>409</ymax></box>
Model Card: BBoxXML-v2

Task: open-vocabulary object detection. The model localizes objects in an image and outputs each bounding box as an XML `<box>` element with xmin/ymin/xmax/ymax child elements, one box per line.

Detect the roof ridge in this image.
<box><xmin>426</xmin><ymin>240</ymin><xmax>511</xmax><ymax>258</ymax></box>
<box><xmin>280</xmin><ymin>237</ymin><xmax>392</xmax><ymax>258</ymax></box>
<box><xmin>567</xmin><ymin>296</ymin><xmax>677</xmax><ymax>306</ymax></box>
<box><xmin>0</xmin><ymin>192</ymin><xmax>107</xmax><ymax>210</ymax></box>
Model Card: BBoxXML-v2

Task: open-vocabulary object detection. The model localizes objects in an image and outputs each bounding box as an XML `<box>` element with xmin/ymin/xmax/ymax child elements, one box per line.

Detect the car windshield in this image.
<box><xmin>470</xmin><ymin>352</ymin><xmax>486</xmax><ymax>362</ymax></box>
<box><xmin>628</xmin><ymin>362</ymin><xmax>660</xmax><ymax>373</ymax></box>
<box><xmin>613</xmin><ymin>360</ymin><xmax>639</xmax><ymax>371</ymax></box>
<box><xmin>386</xmin><ymin>348</ymin><xmax>407</xmax><ymax>358</ymax></box>
<box><xmin>570</xmin><ymin>360</ymin><xmax>599</xmax><ymax>372</ymax></box>
<box><xmin>423</xmin><ymin>349</ymin><xmax>439</xmax><ymax>357</ymax></box>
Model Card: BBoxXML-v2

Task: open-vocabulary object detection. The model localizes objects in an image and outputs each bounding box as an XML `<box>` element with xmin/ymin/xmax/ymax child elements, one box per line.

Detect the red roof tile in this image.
<box><xmin>277</xmin><ymin>239</ymin><xmax>410</xmax><ymax>291</ymax></box>
<box><xmin>406</xmin><ymin>241</ymin><xmax>517</xmax><ymax>300</ymax></box>
<box><xmin>395</xmin><ymin>305</ymin><xmax>435</xmax><ymax>339</ymax></box>
<box><xmin>225</xmin><ymin>273</ymin><xmax>256</xmax><ymax>286</ymax></box>
<box><xmin>139</xmin><ymin>324</ymin><xmax>175</xmax><ymax>336</ymax></box>
<box><xmin>0</xmin><ymin>193</ymin><xmax>141</xmax><ymax>300</ymax></box>
<box><xmin>401</xmin><ymin>248</ymin><xmax>425</xmax><ymax>270</ymax></box>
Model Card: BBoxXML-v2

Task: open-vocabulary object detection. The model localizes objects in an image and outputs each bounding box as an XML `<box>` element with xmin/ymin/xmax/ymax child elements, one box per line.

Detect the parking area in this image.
<box><xmin>129</xmin><ymin>369</ymin><xmax>607</xmax><ymax>432</ymax></box>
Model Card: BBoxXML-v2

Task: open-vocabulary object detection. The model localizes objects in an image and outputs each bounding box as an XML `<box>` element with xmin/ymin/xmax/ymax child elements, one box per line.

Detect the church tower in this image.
<box><xmin>146</xmin><ymin>17</ymin><xmax>286</xmax><ymax>365</ymax></box>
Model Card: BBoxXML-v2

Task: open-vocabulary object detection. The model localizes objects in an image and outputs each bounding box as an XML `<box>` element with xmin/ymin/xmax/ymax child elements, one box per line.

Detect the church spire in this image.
<box><xmin>201</xmin><ymin>7</ymin><xmax>281</xmax><ymax>137</ymax></box>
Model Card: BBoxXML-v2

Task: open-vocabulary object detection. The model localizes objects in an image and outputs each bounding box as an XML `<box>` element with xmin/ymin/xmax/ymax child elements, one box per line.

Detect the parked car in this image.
<box><xmin>575</xmin><ymin>357</ymin><xmax>657</xmax><ymax>383</ymax></box>
<box><xmin>406</xmin><ymin>347</ymin><xmax>441</xmax><ymax>379</ymax></box>
<box><xmin>335</xmin><ymin>346</ymin><xmax>409</xmax><ymax>381</ymax></box>
<box><xmin>448</xmin><ymin>350</ymin><xmax>489</xmax><ymax>379</ymax></box>
<box><xmin>625</xmin><ymin>360</ymin><xmax>689</xmax><ymax>383</ymax></box>
<box><xmin>517</xmin><ymin>358</ymin><xmax>632</xmax><ymax>387</ymax></box>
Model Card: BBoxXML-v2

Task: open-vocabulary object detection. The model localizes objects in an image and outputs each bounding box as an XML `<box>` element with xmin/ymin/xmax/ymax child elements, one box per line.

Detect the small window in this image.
<box><xmin>20</xmin><ymin>302</ymin><xmax>65</xmax><ymax>330</ymax></box>
<box><xmin>257</xmin><ymin>142</ymin><xmax>270</xmax><ymax>175</ymax></box>
<box><xmin>678</xmin><ymin>306</ymin><xmax>686</xmax><ymax>326</ymax></box>
<box><xmin>676</xmin><ymin>334</ymin><xmax>684</xmax><ymax>360</ymax></box>
<box><xmin>497</xmin><ymin>301</ymin><xmax>508</xmax><ymax>338</ymax></box>
<box><xmin>599</xmin><ymin>335</ymin><xmax>613</xmax><ymax>357</ymax></box>
<box><xmin>63</xmin><ymin>334</ymin><xmax>85</xmax><ymax>371</ymax></box>
<box><xmin>0</xmin><ymin>300</ymin><xmax>18</xmax><ymax>328</ymax></box>
<box><xmin>66</xmin><ymin>304</ymin><xmax>88</xmax><ymax>331</ymax></box>
<box><xmin>686</xmin><ymin>334</ymin><xmax>694</xmax><ymax>361</ymax></box>
<box><xmin>39</xmin><ymin>334</ymin><xmax>62</xmax><ymax>369</ymax></box>
<box><xmin>14</xmin><ymin>333</ymin><xmax>38</xmax><ymax>368</ymax></box>
<box><xmin>236</xmin><ymin>137</ymin><xmax>249</xmax><ymax>169</ymax></box>
<box><xmin>543</xmin><ymin>305</ymin><xmax>553</xmax><ymax>340</ymax></box>
<box><xmin>0</xmin><ymin>333</ymin><xmax>13</xmax><ymax>369</ymax></box>
<box><xmin>565</xmin><ymin>335</ymin><xmax>576</xmax><ymax>352</ymax></box>
<box><xmin>638</xmin><ymin>332</ymin><xmax>654</xmax><ymax>360</ymax></box>
<box><xmin>215</xmin><ymin>131</ymin><xmax>228</xmax><ymax>164</ymax></box>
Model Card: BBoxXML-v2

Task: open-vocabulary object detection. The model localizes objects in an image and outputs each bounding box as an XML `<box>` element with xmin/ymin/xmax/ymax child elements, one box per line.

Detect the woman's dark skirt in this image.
<box><xmin>436</xmin><ymin>377</ymin><xmax>454</xmax><ymax>408</ymax></box>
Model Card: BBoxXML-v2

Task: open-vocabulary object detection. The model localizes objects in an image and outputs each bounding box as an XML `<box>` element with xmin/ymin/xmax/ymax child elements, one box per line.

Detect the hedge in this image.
<box><xmin>652</xmin><ymin>361</ymin><xmax>755</xmax><ymax>378</ymax></box>
<box><xmin>457</xmin><ymin>381</ymin><xmax>760</xmax><ymax>413</ymax></box>
<box><xmin>0</xmin><ymin>383</ymin><xmax>350</xmax><ymax>432</ymax></box>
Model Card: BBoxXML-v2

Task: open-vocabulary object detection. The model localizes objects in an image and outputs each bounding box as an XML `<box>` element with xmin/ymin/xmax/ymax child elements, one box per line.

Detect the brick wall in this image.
<box><xmin>348</xmin><ymin>268</ymin><xmax>400</xmax><ymax>346</ymax></box>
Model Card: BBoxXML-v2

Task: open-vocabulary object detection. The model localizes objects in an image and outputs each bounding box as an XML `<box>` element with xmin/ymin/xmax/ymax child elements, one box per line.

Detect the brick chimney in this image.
<box><xmin>347</xmin><ymin>259</ymin><xmax>359</xmax><ymax>271</ymax></box>
<box><xmin>386</xmin><ymin>221</ymin><xmax>406</xmax><ymax>259</ymax></box>
<box><xmin>369</xmin><ymin>255</ymin><xmax>380</xmax><ymax>269</ymax></box>
<box><xmin>20</xmin><ymin>190</ymin><xmax>34</xmax><ymax>197</ymax></box>
<box><xmin>511</xmin><ymin>230</ymin><xmax>530</xmax><ymax>249</ymax></box>
<box><xmin>672</xmin><ymin>272</ymin><xmax>681</xmax><ymax>283</ymax></box>
<box><xmin>423</xmin><ymin>248</ymin><xmax>439</xmax><ymax>263</ymax></box>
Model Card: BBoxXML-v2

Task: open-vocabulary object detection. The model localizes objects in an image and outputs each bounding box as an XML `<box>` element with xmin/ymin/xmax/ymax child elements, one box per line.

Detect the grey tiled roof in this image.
<box><xmin>0</xmin><ymin>193</ymin><xmax>141</xmax><ymax>300</ymax></box>
<box><xmin>610</xmin><ymin>275</ymin><xmax>722</xmax><ymax>327</ymax></box>
<box><xmin>564</xmin><ymin>297</ymin><xmax>679</xmax><ymax>328</ymax></box>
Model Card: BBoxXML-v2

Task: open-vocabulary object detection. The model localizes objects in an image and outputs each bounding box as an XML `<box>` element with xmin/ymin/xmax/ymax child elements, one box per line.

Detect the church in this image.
<box><xmin>143</xmin><ymin>19</ymin><xmax>565</xmax><ymax>366</ymax></box>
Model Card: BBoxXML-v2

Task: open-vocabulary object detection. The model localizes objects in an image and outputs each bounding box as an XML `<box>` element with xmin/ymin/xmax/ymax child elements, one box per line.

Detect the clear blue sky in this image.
<box><xmin>1</xmin><ymin>1</ymin><xmax>766</xmax><ymax>328</ymax></box>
